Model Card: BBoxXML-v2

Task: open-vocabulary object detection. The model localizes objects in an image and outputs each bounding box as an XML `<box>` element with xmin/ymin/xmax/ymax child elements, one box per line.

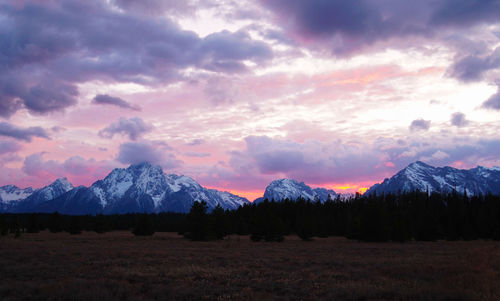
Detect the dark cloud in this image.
<box><xmin>0</xmin><ymin>98</ymin><xmax>23</xmax><ymax>118</ymax></box>
<box><xmin>111</xmin><ymin>0</ymin><xmax>197</xmax><ymax>16</ymax></box>
<box><xmin>409</xmin><ymin>119</ymin><xmax>431</xmax><ymax>131</ymax></box>
<box><xmin>430</xmin><ymin>0</ymin><xmax>500</xmax><ymax>27</ymax></box>
<box><xmin>0</xmin><ymin>74</ymin><xmax>78</xmax><ymax>117</ymax></box>
<box><xmin>450</xmin><ymin>112</ymin><xmax>469</xmax><ymax>127</ymax></box>
<box><xmin>482</xmin><ymin>86</ymin><xmax>500</xmax><ymax>110</ymax></box>
<box><xmin>92</xmin><ymin>94</ymin><xmax>140</xmax><ymax>111</ymax></box>
<box><xmin>259</xmin><ymin>0</ymin><xmax>500</xmax><ymax>57</ymax></box>
<box><xmin>0</xmin><ymin>122</ymin><xmax>51</xmax><ymax>142</ymax></box>
<box><xmin>23</xmin><ymin>81</ymin><xmax>79</xmax><ymax>114</ymax></box>
<box><xmin>0</xmin><ymin>1</ymin><xmax>273</xmax><ymax>116</ymax></box>
<box><xmin>448</xmin><ymin>47</ymin><xmax>500</xmax><ymax>82</ymax></box>
<box><xmin>116</xmin><ymin>141</ymin><xmax>182</xmax><ymax>169</ymax></box>
<box><xmin>198</xmin><ymin>30</ymin><xmax>273</xmax><ymax>72</ymax></box>
<box><xmin>0</xmin><ymin>140</ymin><xmax>22</xmax><ymax>155</ymax></box>
<box><xmin>99</xmin><ymin>117</ymin><xmax>153</xmax><ymax>141</ymax></box>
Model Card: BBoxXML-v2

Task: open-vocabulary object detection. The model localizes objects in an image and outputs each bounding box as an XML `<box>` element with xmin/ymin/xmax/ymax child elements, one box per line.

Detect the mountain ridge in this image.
<box><xmin>366</xmin><ymin>161</ymin><xmax>500</xmax><ymax>196</ymax></box>
<box><xmin>254</xmin><ymin>178</ymin><xmax>337</xmax><ymax>203</ymax></box>
<box><xmin>2</xmin><ymin>162</ymin><xmax>249</xmax><ymax>214</ymax></box>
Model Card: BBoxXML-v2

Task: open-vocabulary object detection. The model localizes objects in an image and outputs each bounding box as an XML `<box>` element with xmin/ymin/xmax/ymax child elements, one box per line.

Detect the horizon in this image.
<box><xmin>1</xmin><ymin>1</ymin><xmax>500</xmax><ymax>202</ymax></box>
<box><xmin>3</xmin><ymin>160</ymin><xmax>499</xmax><ymax>201</ymax></box>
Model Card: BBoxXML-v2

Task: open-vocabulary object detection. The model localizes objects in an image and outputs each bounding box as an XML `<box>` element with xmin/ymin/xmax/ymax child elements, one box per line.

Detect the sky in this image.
<box><xmin>1</xmin><ymin>0</ymin><xmax>500</xmax><ymax>201</ymax></box>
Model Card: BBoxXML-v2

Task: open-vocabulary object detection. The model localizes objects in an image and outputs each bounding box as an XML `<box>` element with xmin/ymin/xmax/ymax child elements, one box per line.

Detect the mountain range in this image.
<box><xmin>366</xmin><ymin>161</ymin><xmax>500</xmax><ymax>196</ymax></box>
<box><xmin>1</xmin><ymin>162</ymin><xmax>249</xmax><ymax>214</ymax></box>
<box><xmin>1</xmin><ymin>161</ymin><xmax>499</xmax><ymax>214</ymax></box>
<box><xmin>254</xmin><ymin>179</ymin><xmax>337</xmax><ymax>203</ymax></box>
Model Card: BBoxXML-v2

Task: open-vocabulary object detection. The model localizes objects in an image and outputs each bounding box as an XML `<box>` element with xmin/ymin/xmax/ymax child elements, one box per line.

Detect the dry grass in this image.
<box><xmin>1</xmin><ymin>232</ymin><xmax>499</xmax><ymax>300</ymax></box>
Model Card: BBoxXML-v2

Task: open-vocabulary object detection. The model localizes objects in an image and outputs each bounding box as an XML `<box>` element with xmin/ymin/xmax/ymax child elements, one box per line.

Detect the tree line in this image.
<box><xmin>1</xmin><ymin>191</ymin><xmax>500</xmax><ymax>242</ymax></box>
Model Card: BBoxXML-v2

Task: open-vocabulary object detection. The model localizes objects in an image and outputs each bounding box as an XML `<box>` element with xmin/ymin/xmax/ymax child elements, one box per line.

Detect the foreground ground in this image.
<box><xmin>1</xmin><ymin>232</ymin><xmax>499</xmax><ymax>300</ymax></box>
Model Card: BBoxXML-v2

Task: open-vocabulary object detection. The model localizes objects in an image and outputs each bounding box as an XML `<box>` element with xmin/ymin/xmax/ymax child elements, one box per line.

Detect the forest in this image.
<box><xmin>1</xmin><ymin>191</ymin><xmax>500</xmax><ymax>242</ymax></box>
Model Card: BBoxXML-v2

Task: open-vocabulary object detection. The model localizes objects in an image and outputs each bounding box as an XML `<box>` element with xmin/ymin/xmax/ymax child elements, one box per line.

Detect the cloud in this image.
<box><xmin>0</xmin><ymin>122</ymin><xmax>51</xmax><ymax>142</ymax></box>
<box><xmin>184</xmin><ymin>151</ymin><xmax>211</xmax><ymax>158</ymax></box>
<box><xmin>409</xmin><ymin>119</ymin><xmax>431</xmax><ymax>131</ymax></box>
<box><xmin>399</xmin><ymin>139</ymin><xmax>500</xmax><ymax>168</ymax></box>
<box><xmin>0</xmin><ymin>98</ymin><xmax>23</xmax><ymax>118</ymax></box>
<box><xmin>447</xmin><ymin>47</ymin><xmax>500</xmax><ymax>82</ymax></box>
<box><xmin>259</xmin><ymin>0</ymin><xmax>500</xmax><ymax>64</ymax></box>
<box><xmin>0</xmin><ymin>140</ymin><xmax>22</xmax><ymax>155</ymax></box>
<box><xmin>0</xmin><ymin>1</ymin><xmax>273</xmax><ymax>116</ymax></box>
<box><xmin>111</xmin><ymin>0</ymin><xmax>200</xmax><ymax>16</ymax></box>
<box><xmin>482</xmin><ymin>86</ymin><xmax>500</xmax><ymax>110</ymax></box>
<box><xmin>99</xmin><ymin>117</ymin><xmax>153</xmax><ymax>140</ymax></box>
<box><xmin>430</xmin><ymin>0</ymin><xmax>500</xmax><ymax>27</ymax></box>
<box><xmin>419</xmin><ymin>150</ymin><xmax>450</xmax><ymax>162</ymax></box>
<box><xmin>51</xmin><ymin>126</ymin><xmax>66</xmax><ymax>133</ymax></box>
<box><xmin>186</xmin><ymin>139</ymin><xmax>205</xmax><ymax>146</ymax></box>
<box><xmin>22</xmin><ymin>81</ymin><xmax>79</xmax><ymax>114</ymax></box>
<box><xmin>240</xmin><ymin>135</ymin><xmax>382</xmax><ymax>183</ymax></box>
<box><xmin>116</xmin><ymin>141</ymin><xmax>182</xmax><ymax>169</ymax></box>
<box><xmin>21</xmin><ymin>153</ymin><xmax>114</xmax><ymax>186</ymax></box>
<box><xmin>450</xmin><ymin>112</ymin><xmax>469</xmax><ymax>127</ymax></box>
<box><xmin>92</xmin><ymin>94</ymin><xmax>140</xmax><ymax>111</ymax></box>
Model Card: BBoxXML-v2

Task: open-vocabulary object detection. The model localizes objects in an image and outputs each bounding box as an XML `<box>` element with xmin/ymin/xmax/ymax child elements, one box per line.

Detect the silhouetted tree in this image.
<box><xmin>26</xmin><ymin>214</ymin><xmax>40</xmax><ymax>233</ymax></box>
<box><xmin>296</xmin><ymin>214</ymin><xmax>316</xmax><ymax>241</ymax></box>
<box><xmin>211</xmin><ymin>204</ymin><xmax>228</xmax><ymax>240</ymax></box>
<box><xmin>67</xmin><ymin>216</ymin><xmax>82</xmax><ymax>235</ymax></box>
<box><xmin>132</xmin><ymin>214</ymin><xmax>155</xmax><ymax>236</ymax></box>
<box><xmin>48</xmin><ymin>212</ymin><xmax>64</xmax><ymax>233</ymax></box>
<box><xmin>185</xmin><ymin>201</ymin><xmax>209</xmax><ymax>241</ymax></box>
<box><xmin>93</xmin><ymin>214</ymin><xmax>108</xmax><ymax>233</ymax></box>
<box><xmin>0</xmin><ymin>215</ymin><xmax>9</xmax><ymax>236</ymax></box>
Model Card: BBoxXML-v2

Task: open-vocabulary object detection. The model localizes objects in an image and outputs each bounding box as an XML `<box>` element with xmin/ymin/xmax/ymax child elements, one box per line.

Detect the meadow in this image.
<box><xmin>1</xmin><ymin>231</ymin><xmax>499</xmax><ymax>300</ymax></box>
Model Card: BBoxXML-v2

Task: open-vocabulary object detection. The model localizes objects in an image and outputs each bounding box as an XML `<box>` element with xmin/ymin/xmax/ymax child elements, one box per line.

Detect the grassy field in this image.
<box><xmin>1</xmin><ymin>232</ymin><xmax>499</xmax><ymax>300</ymax></box>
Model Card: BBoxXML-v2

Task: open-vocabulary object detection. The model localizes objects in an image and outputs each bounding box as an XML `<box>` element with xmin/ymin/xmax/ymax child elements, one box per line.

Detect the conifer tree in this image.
<box><xmin>67</xmin><ymin>216</ymin><xmax>82</xmax><ymax>235</ymax></box>
<box><xmin>0</xmin><ymin>215</ymin><xmax>8</xmax><ymax>236</ymax></box>
<box><xmin>48</xmin><ymin>212</ymin><xmax>63</xmax><ymax>233</ymax></box>
<box><xmin>185</xmin><ymin>201</ymin><xmax>209</xmax><ymax>241</ymax></box>
<box><xmin>93</xmin><ymin>214</ymin><xmax>108</xmax><ymax>233</ymax></box>
<box><xmin>211</xmin><ymin>204</ymin><xmax>228</xmax><ymax>240</ymax></box>
<box><xmin>132</xmin><ymin>214</ymin><xmax>155</xmax><ymax>236</ymax></box>
<box><xmin>26</xmin><ymin>214</ymin><xmax>40</xmax><ymax>233</ymax></box>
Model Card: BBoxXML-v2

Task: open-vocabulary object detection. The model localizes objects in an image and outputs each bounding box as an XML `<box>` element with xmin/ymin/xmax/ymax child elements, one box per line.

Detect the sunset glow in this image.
<box><xmin>1</xmin><ymin>0</ymin><xmax>500</xmax><ymax>201</ymax></box>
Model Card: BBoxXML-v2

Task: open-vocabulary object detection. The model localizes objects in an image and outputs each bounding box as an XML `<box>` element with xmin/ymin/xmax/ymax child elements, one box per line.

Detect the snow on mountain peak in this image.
<box><xmin>259</xmin><ymin>178</ymin><xmax>336</xmax><ymax>203</ymax></box>
<box><xmin>51</xmin><ymin>177</ymin><xmax>73</xmax><ymax>191</ymax></box>
<box><xmin>165</xmin><ymin>174</ymin><xmax>202</xmax><ymax>192</ymax></box>
<box><xmin>367</xmin><ymin>161</ymin><xmax>500</xmax><ymax>196</ymax></box>
<box><xmin>0</xmin><ymin>162</ymin><xmax>248</xmax><ymax>214</ymax></box>
<box><xmin>0</xmin><ymin>185</ymin><xmax>34</xmax><ymax>203</ymax></box>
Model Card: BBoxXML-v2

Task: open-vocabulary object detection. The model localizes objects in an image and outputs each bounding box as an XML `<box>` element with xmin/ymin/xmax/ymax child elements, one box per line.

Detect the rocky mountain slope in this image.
<box><xmin>366</xmin><ymin>161</ymin><xmax>500</xmax><ymax>196</ymax></box>
<box><xmin>2</xmin><ymin>162</ymin><xmax>249</xmax><ymax>214</ymax></box>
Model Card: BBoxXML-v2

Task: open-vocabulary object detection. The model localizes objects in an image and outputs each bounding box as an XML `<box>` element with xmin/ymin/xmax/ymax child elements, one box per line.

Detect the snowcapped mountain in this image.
<box><xmin>0</xmin><ymin>185</ymin><xmax>34</xmax><ymax>203</ymax></box>
<box><xmin>366</xmin><ymin>161</ymin><xmax>500</xmax><ymax>196</ymax></box>
<box><xmin>4</xmin><ymin>162</ymin><xmax>249</xmax><ymax>214</ymax></box>
<box><xmin>12</xmin><ymin>178</ymin><xmax>74</xmax><ymax>212</ymax></box>
<box><xmin>0</xmin><ymin>185</ymin><xmax>34</xmax><ymax>211</ymax></box>
<box><xmin>254</xmin><ymin>179</ymin><xmax>337</xmax><ymax>203</ymax></box>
